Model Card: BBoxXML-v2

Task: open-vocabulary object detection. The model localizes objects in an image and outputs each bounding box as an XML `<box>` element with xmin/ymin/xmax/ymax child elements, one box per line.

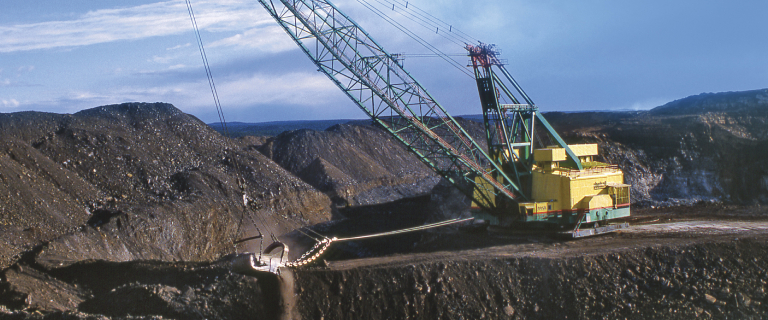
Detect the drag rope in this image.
<box><xmin>284</xmin><ymin>217</ymin><xmax>473</xmax><ymax>267</ymax></box>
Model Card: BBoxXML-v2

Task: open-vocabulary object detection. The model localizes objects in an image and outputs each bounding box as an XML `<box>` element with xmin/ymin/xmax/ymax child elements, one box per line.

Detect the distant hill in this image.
<box><xmin>208</xmin><ymin>119</ymin><xmax>369</xmax><ymax>137</ymax></box>
<box><xmin>208</xmin><ymin>116</ymin><xmax>490</xmax><ymax>137</ymax></box>
<box><xmin>208</xmin><ymin>112</ymin><xmax>644</xmax><ymax>138</ymax></box>
<box><xmin>651</xmin><ymin>88</ymin><xmax>768</xmax><ymax>115</ymax></box>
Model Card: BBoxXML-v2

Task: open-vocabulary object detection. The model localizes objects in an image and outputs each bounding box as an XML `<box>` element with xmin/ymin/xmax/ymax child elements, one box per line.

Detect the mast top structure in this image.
<box><xmin>465</xmin><ymin>42</ymin><xmax>583</xmax><ymax>179</ymax></box>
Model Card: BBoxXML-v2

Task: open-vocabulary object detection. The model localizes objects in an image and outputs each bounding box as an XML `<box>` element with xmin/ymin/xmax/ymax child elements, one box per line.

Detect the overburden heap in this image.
<box><xmin>0</xmin><ymin>102</ymin><xmax>332</xmax><ymax>270</ymax></box>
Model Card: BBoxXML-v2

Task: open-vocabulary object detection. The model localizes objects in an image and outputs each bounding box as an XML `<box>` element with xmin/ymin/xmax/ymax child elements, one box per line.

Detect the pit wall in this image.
<box><xmin>294</xmin><ymin>237</ymin><xmax>768</xmax><ymax>320</ymax></box>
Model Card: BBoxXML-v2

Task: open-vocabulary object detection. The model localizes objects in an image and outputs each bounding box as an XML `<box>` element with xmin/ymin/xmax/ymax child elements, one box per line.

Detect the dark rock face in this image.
<box><xmin>0</xmin><ymin>259</ymin><xmax>269</xmax><ymax>319</ymax></box>
<box><xmin>295</xmin><ymin>237</ymin><xmax>768</xmax><ymax>320</ymax></box>
<box><xmin>546</xmin><ymin>91</ymin><xmax>768</xmax><ymax>206</ymax></box>
<box><xmin>0</xmin><ymin>102</ymin><xmax>331</xmax><ymax>270</ymax></box>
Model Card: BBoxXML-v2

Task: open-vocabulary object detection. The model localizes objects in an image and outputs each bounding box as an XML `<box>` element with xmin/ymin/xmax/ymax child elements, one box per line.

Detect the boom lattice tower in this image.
<box><xmin>258</xmin><ymin>0</ymin><xmax>522</xmax><ymax>210</ymax></box>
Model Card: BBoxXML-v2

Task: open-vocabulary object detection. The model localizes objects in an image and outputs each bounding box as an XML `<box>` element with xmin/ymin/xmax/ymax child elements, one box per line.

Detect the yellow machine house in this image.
<box><xmin>473</xmin><ymin>143</ymin><xmax>630</xmax><ymax>234</ymax></box>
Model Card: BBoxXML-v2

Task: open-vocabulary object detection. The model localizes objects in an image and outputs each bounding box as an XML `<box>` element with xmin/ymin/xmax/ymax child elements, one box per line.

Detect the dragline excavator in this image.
<box><xmin>255</xmin><ymin>0</ymin><xmax>632</xmax><ymax>235</ymax></box>
<box><xmin>231</xmin><ymin>0</ymin><xmax>631</xmax><ymax>273</ymax></box>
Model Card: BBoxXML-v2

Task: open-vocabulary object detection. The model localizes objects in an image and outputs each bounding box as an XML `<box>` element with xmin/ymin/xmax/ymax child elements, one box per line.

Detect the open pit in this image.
<box><xmin>1</xmin><ymin>93</ymin><xmax>768</xmax><ymax>319</ymax></box>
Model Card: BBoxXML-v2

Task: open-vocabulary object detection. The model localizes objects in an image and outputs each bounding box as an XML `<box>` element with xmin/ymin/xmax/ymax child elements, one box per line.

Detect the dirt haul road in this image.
<box><xmin>291</xmin><ymin>217</ymin><xmax>768</xmax><ymax>320</ymax></box>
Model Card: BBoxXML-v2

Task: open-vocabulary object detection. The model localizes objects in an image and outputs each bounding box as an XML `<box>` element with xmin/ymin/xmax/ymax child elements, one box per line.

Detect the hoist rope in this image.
<box><xmin>335</xmin><ymin>217</ymin><xmax>474</xmax><ymax>241</ymax></box>
<box><xmin>185</xmin><ymin>0</ymin><xmax>277</xmax><ymax>247</ymax></box>
<box><xmin>294</xmin><ymin>226</ymin><xmax>324</xmax><ymax>242</ymax></box>
<box><xmin>304</xmin><ymin>226</ymin><xmax>330</xmax><ymax>240</ymax></box>
<box><xmin>257</xmin><ymin>208</ymin><xmax>279</xmax><ymax>245</ymax></box>
<box><xmin>185</xmin><ymin>0</ymin><xmax>227</xmax><ymax>135</ymax></box>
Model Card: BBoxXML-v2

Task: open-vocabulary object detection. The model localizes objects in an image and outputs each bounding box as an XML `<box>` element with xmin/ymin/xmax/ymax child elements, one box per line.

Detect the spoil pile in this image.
<box><xmin>258</xmin><ymin>125</ymin><xmax>439</xmax><ymax>207</ymax></box>
<box><xmin>0</xmin><ymin>102</ymin><xmax>331</xmax><ymax>271</ymax></box>
<box><xmin>256</xmin><ymin>119</ymin><xmax>488</xmax><ymax>208</ymax></box>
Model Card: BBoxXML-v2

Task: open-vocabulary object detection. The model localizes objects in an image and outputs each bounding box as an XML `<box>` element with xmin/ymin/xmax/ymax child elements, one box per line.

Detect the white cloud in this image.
<box><xmin>16</xmin><ymin>66</ymin><xmax>35</xmax><ymax>73</ymax></box>
<box><xmin>1</xmin><ymin>99</ymin><xmax>20</xmax><ymax>108</ymax></box>
<box><xmin>167</xmin><ymin>43</ymin><xmax>191</xmax><ymax>51</ymax></box>
<box><xmin>23</xmin><ymin>70</ymin><xmax>342</xmax><ymax>118</ymax></box>
<box><xmin>151</xmin><ymin>55</ymin><xmax>174</xmax><ymax>64</ymax></box>
<box><xmin>216</xmin><ymin>72</ymin><xmax>340</xmax><ymax>108</ymax></box>
<box><xmin>208</xmin><ymin>26</ymin><xmax>295</xmax><ymax>53</ymax></box>
<box><xmin>179</xmin><ymin>72</ymin><xmax>351</xmax><ymax>121</ymax></box>
<box><xmin>123</xmin><ymin>71</ymin><xmax>342</xmax><ymax>114</ymax></box>
<box><xmin>0</xmin><ymin>0</ymin><xmax>272</xmax><ymax>53</ymax></box>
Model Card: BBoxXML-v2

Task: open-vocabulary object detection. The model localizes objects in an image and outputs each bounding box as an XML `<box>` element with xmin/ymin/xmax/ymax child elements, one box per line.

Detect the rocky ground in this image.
<box><xmin>256</xmin><ymin>124</ymin><xmax>440</xmax><ymax>207</ymax></box>
<box><xmin>4</xmin><ymin>203</ymin><xmax>767</xmax><ymax>320</ymax></box>
<box><xmin>1</xmin><ymin>259</ymin><xmax>270</xmax><ymax>319</ymax></box>
<box><xmin>1</xmin><ymin>89</ymin><xmax>768</xmax><ymax>319</ymax></box>
<box><xmin>296</xmin><ymin>227</ymin><xmax>768</xmax><ymax>320</ymax></box>
<box><xmin>547</xmin><ymin>88</ymin><xmax>768</xmax><ymax>206</ymax></box>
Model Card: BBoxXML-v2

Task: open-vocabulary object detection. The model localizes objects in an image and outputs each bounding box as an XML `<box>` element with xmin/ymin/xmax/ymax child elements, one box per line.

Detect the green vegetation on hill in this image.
<box><xmin>651</xmin><ymin>88</ymin><xmax>768</xmax><ymax>115</ymax></box>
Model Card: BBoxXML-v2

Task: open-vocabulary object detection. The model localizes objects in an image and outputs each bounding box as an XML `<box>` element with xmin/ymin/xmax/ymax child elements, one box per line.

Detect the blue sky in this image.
<box><xmin>1</xmin><ymin>0</ymin><xmax>766</xmax><ymax>123</ymax></box>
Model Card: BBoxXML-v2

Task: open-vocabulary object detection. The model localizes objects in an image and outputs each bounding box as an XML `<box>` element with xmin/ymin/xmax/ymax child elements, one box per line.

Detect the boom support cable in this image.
<box><xmin>387</xmin><ymin>0</ymin><xmax>479</xmax><ymax>45</ymax></box>
<box><xmin>356</xmin><ymin>0</ymin><xmax>474</xmax><ymax>78</ymax></box>
<box><xmin>372</xmin><ymin>0</ymin><xmax>477</xmax><ymax>46</ymax></box>
<box><xmin>367</xmin><ymin>0</ymin><xmax>466</xmax><ymax>47</ymax></box>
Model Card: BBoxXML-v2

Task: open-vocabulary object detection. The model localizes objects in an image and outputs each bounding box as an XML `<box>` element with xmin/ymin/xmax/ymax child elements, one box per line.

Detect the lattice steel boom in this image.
<box><xmin>257</xmin><ymin>0</ymin><xmax>525</xmax><ymax>209</ymax></box>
